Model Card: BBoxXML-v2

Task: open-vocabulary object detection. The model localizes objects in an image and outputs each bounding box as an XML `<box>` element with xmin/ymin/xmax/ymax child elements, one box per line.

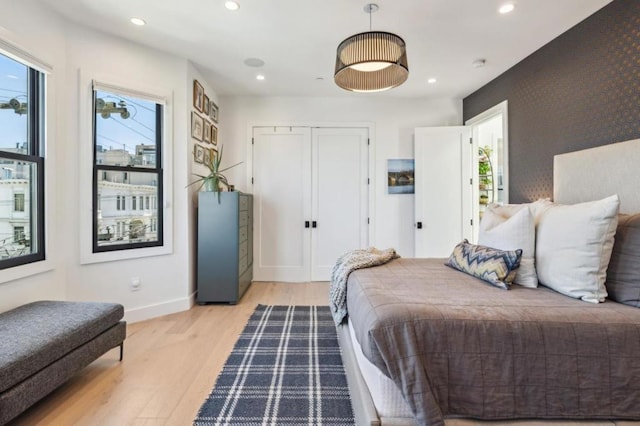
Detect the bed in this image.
<box><xmin>337</xmin><ymin>138</ymin><xmax>640</xmax><ymax>426</ymax></box>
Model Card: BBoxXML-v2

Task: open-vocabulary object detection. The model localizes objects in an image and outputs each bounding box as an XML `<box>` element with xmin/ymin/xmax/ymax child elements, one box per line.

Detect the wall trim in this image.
<box><xmin>124</xmin><ymin>294</ymin><xmax>194</xmax><ymax>323</ymax></box>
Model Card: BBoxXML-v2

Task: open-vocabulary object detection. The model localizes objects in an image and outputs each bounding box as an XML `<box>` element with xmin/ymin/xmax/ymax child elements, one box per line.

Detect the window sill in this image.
<box><xmin>80</xmin><ymin>244</ymin><xmax>172</xmax><ymax>265</ymax></box>
<box><xmin>0</xmin><ymin>258</ymin><xmax>54</xmax><ymax>285</ymax></box>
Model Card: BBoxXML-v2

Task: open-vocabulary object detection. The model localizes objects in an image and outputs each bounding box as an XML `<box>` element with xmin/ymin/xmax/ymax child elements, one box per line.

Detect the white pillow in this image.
<box><xmin>536</xmin><ymin>194</ymin><xmax>620</xmax><ymax>303</ymax></box>
<box><xmin>479</xmin><ymin>204</ymin><xmax>538</xmax><ymax>288</ymax></box>
<box><xmin>529</xmin><ymin>198</ymin><xmax>554</xmax><ymax>225</ymax></box>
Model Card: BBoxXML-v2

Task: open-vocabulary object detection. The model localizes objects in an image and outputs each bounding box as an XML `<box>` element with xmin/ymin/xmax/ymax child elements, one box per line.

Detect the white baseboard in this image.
<box><xmin>124</xmin><ymin>293</ymin><xmax>196</xmax><ymax>323</ymax></box>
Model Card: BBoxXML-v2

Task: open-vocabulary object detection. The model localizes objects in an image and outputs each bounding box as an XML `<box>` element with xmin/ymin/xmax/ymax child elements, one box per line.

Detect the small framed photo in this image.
<box><xmin>193</xmin><ymin>80</ymin><xmax>204</xmax><ymax>112</ymax></box>
<box><xmin>203</xmin><ymin>94</ymin><xmax>210</xmax><ymax>116</ymax></box>
<box><xmin>211</xmin><ymin>123</ymin><xmax>218</xmax><ymax>146</ymax></box>
<box><xmin>210</xmin><ymin>101</ymin><xmax>219</xmax><ymax>123</ymax></box>
<box><xmin>203</xmin><ymin>146</ymin><xmax>211</xmax><ymax>166</ymax></box>
<box><xmin>203</xmin><ymin>120</ymin><xmax>212</xmax><ymax>144</ymax></box>
<box><xmin>191</xmin><ymin>111</ymin><xmax>204</xmax><ymax>141</ymax></box>
<box><xmin>194</xmin><ymin>144</ymin><xmax>204</xmax><ymax>163</ymax></box>
<box><xmin>211</xmin><ymin>147</ymin><xmax>218</xmax><ymax>165</ymax></box>
<box><xmin>387</xmin><ymin>159</ymin><xmax>415</xmax><ymax>194</ymax></box>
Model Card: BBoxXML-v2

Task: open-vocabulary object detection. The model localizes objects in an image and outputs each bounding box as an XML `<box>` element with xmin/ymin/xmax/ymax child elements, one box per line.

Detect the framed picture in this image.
<box><xmin>211</xmin><ymin>123</ymin><xmax>218</xmax><ymax>146</ymax></box>
<box><xmin>210</xmin><ymin>100</ymin><xmax>219</xmax><ymax>123</ymax></box>
<box><xmin>387</xmin><ymin>159</ymin><xmax>415</xmax><ymax>194</ymax></box>
<box><xmin>203</xmin><ymin>120</ymin><xmax>212</xmax><ymax>144</ymax></box>
<box><xmin>203</xmin><ymin>146</ymin><xmax>211</xmax><ymax>166</ymax></box>
<box><xmin>203</xmin><ymin>94</ymin><xmax>210</xmax><ymax>116</ymax></box>
<box><xmin>194</xmin><ymin>144</ymin><xmax>204</xmax><ymax>163</ymax></box>
<box><xmin>191</xmin><ymin>111</ymin><xmax>204</xmax><ymax>141</ymax></box>
<box><xmin>193</xmin><ymin>80</ymin><xmax>204</xmax><ymax>112</ymax></box>
<box><xmin>210</xmin><ymin>147</ymin><xmax>218</xmax><ymax>166</ymax></box>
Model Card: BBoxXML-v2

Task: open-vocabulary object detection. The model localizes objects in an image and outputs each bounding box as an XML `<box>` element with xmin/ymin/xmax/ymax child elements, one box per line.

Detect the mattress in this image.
<box><xmin>348</xmin><ymin>319</ymin><xmax>413</xmax><ymax>419</ymax></box>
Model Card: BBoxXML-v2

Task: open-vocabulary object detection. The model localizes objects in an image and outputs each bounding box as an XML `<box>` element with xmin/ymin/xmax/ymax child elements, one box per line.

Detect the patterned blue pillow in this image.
<box><xmin>446</xmin><ymin>240</ymin><xmax>523</xmax><ymax>290</ymax></box>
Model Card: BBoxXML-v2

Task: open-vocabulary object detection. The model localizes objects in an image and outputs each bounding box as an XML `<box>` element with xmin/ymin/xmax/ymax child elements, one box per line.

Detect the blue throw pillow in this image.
<box><xmin>446</xmin><ymin>239</ymin><xmax>523</xmax><ymax>290</ymax></box>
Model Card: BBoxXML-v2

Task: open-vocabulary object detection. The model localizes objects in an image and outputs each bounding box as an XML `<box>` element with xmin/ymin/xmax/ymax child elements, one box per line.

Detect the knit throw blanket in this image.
<box><xmin>329</xmin><ymin>247</ymin><xmax>399</xmax><ymax>325</ymax></box>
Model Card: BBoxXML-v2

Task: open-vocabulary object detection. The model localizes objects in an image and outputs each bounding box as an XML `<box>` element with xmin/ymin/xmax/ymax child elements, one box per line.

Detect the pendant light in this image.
<box><xmin>334</xmin><ymin>3</ymin><xmax>409</xmax><ymax>92</ymax></box>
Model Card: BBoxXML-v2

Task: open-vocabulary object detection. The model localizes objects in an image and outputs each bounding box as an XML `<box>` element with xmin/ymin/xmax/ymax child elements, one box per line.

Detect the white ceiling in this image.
<box><xmin>38</xmin><ymin>0</ymin><xmax>612</xmax><ymax>99</ymax></box>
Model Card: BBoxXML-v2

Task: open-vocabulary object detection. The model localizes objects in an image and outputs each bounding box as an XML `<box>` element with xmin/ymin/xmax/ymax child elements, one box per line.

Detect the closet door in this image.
<box><xmin>252</xmin><ymin>126</ymin><xmax>369</xmax><ymax>283</ymax></box>
<box><xmin>414</xmin><ymin>126</ymin><xmax>472</xmax><ymax>257</ymax></box>
<box><xmin>253</xmin><ymin>127</ymin><xmax>312</xmax><ymax>282</ymax></box>
<box><xmin>311</xmin><ymin>128</ymin><xmax>369</xmax><ymax>281</ymax></box>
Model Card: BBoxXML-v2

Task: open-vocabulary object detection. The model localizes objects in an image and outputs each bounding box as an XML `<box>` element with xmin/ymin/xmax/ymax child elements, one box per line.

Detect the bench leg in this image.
<box><xmin>119</xmin><ymin>343</ymin><xmax>124</xmax><ymax>361</ymax></box>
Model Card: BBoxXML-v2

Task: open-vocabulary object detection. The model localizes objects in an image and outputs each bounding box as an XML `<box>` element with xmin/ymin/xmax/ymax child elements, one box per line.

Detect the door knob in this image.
<box><xmin>305</xmin><ymin>221</ymin><xmax>310</xmax><ymax>228</ymax></box>
<box><xmin>312</xmin><ymin>221</ymin><xmax>317</xmax><ymax>228</ymax></box>
<box><xmin>416</xmin><ymin>222</ymin><xmax>422</xmax><ymax>229</ymax></box>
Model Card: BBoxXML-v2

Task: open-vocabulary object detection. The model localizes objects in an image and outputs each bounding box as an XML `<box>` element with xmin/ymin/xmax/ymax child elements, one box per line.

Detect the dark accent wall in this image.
<box><xmin>463</xmin><ymin>0</ymin><xmax>640</xmax><ymax>203</ymax></box>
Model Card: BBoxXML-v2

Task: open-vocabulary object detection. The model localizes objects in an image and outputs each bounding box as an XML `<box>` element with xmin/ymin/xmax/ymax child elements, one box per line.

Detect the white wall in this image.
<box><xmin>220</xmin><ymin>96</ymin><xmax>462</xmax><ymax>256</ymax></box>
<box><xmin>0</xmin><ymin>0</ymin><xmax>216</xmax><ymax>322</ymax></box>
<box><xmin>63</xmin><ymin>25</ymin><xmax>193</xmax><ymax>322</ymax></box>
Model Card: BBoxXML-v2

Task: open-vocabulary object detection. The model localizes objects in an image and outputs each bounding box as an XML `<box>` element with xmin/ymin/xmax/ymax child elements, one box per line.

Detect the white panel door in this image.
<box><xmin>414</xmin><ymin>126</ymin><xmax>472</xmax><ymax>257</ymax></box>
<box><xmin>311</xmin><ymin>128</ymin><xmax>369</xmax><ymax>281</ymax></box>
<box><xmin>253</xmin><ymin>127</ymin><xmax>312</xmax><ymax>282</ymax></box>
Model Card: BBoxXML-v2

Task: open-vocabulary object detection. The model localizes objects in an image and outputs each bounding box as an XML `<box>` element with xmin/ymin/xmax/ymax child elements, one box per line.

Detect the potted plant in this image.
<box><xmin>189</xmin><ymin>145</ymin><xmax>241</xmax><ymax>200</ymax></box>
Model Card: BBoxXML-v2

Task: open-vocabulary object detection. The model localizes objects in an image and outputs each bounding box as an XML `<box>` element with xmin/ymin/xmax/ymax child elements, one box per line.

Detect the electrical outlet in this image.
<box><xmin>130</xmin><ymin>277</ymin><xmax>141</xmax><ymax>291</ymax></box>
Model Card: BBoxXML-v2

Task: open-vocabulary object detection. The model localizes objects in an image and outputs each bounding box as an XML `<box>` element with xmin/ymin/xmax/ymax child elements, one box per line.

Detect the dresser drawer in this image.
<box><xmin>239</xmin><ymin>195</ymin><xmax>249</xmax><ymax>211</ymax></box>
<box><xmin>239</xmin><ymin>268</ymin><xmax>252</xmax><ymax>298</ymax></box>
<box><xmin>239</xmin><ymin>278</ymin><xmax>250</xmax><ymax>298</ymax></box>
<box><xmin>238</xmin><ymin>255</ymin><xmax>248</xmax><ymax>275</ymax></box>
<box><xmin>239</xmin><ymin>210</ymin><xmax>249</xmax><ymax>227</ymax></box>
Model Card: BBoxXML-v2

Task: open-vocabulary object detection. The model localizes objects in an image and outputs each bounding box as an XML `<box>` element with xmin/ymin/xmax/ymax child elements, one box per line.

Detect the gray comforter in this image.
<box><xmin>346</xmin><ymin>258</ymin><xmax>640</xmax><ymax>426</ymax></box>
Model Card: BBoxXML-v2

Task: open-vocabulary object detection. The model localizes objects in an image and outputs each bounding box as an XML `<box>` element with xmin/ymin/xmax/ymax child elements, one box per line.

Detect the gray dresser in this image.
<box><xmin>197</xmin><ymin>191</ymin><xmax>253</xmax><ymax>304</ymax></box>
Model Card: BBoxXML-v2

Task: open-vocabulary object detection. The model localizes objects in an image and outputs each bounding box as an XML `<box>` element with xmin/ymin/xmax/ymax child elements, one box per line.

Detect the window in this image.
<box><xmin>92</xmin><ymin>88</ymin><xmax>163</xmax><ymax>251</ymax></box>
<box><xmin>0</xmin><ymin>52</ymin><xmax>45</xmax><ymax>270</ymax></box>
<box><xmin>14</xmin><ymin>226</ymin><xmax>24</xmax><ymax>242</ymax></box>
<box><xmin>14</xmin><ymin>193</ymin><xmax>25</xmax><ymax>212</ymax></box>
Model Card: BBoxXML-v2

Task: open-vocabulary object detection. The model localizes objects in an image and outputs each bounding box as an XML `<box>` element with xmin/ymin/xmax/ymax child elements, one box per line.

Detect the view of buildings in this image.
<box><xmin>95</xmin><ymin>144</ymin><xmax>160</xmax><ymax>246</ymax></box>
<box><xmin>0</xmin><ymin>145</ymin><xmax>32</xmax><ymax>260</ymax></box>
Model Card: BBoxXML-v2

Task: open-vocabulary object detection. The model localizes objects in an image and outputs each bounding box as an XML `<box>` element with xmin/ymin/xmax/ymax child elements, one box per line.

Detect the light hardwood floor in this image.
<box><xmin>12</xmin><ymin>282</ymin><xmax>330</xmax><ymax>426</ymax></box>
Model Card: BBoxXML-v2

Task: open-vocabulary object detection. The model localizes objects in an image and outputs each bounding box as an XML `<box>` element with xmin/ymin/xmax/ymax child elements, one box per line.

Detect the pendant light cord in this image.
<box><xmin>365</xmin><ymin>3</ymin><xmax>377</xmax><ymax>30</ymax></box>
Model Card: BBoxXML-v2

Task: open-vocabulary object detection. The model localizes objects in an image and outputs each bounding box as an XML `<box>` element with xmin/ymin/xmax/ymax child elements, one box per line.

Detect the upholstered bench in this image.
<box><xmin>0</xmin><ymin>301</ymin><xmax>126</xmax><ymax>425</ymax></box>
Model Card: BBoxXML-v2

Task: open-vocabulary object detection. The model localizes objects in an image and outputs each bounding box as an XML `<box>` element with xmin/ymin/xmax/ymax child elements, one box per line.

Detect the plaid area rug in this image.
<box><xmin>194</xmin><ymin>305</ymin><xmax>355</xmax><ymax>426</ymax></box>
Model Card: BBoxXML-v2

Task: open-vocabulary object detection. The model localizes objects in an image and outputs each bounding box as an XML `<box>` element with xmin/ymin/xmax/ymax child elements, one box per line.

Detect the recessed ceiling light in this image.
<box><xmin>427</xmin><ymin>78</ymin><xmax>437</xmax><ymax>84</ymax></box>
<box><xmin>244</xmin><ymin>58</ymin><xmax>265</xmax><ymax>68</ymax></box>
<box><xmin>472</xmin><ymin>59</ymin><xmax>486</xmax><ymax>68</ymax></box>
<box><xmin>498</xmin><ymin>3</ymin><xmax>515</xmax><ymax>14</ymax></box>
<box><xmin>316</xmin><ymin>77</ymin><xmax>325</xmax><ymax>81</ymax></box>
<box><xmin>225</xmin><ymin>1</ymin><xmax>240</xmax><ymax>11</ymax></box>
<box><xmin>6</xmin><ymin>74</ymin><xmax>18</xmax><ymax>79</ymax></box>
<box><xmin>130</xmin><ymin>17</ymin><xmax>146</xmax><ymax>26</ymax></box>
<box><xmin>256</xmin><ymin>74</ymin><xmax>265</xmax><ymax>81</ymax></box>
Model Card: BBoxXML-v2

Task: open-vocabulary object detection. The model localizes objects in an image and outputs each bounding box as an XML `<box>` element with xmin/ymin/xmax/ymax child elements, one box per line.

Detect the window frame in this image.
<box><xmin>0</xmin><ymin>62</ymin><xmax>46</xmax><ymax>271</ymax></box>
<box><xmin>91</xmin><ymin>88</ymin><xmax>164</xmax><ymax>253</ymax></box>
<box><xmin>79</xmin><ymin>74</ymin><xmax>173</xmax><ymax>265</ymax></box>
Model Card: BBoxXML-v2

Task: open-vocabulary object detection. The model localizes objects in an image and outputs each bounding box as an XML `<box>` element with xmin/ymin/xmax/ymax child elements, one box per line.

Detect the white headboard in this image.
<box><xmin>554</xmin><ymin>138</ymin><xmax>640</xmax><ymax>214</ymax></box>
